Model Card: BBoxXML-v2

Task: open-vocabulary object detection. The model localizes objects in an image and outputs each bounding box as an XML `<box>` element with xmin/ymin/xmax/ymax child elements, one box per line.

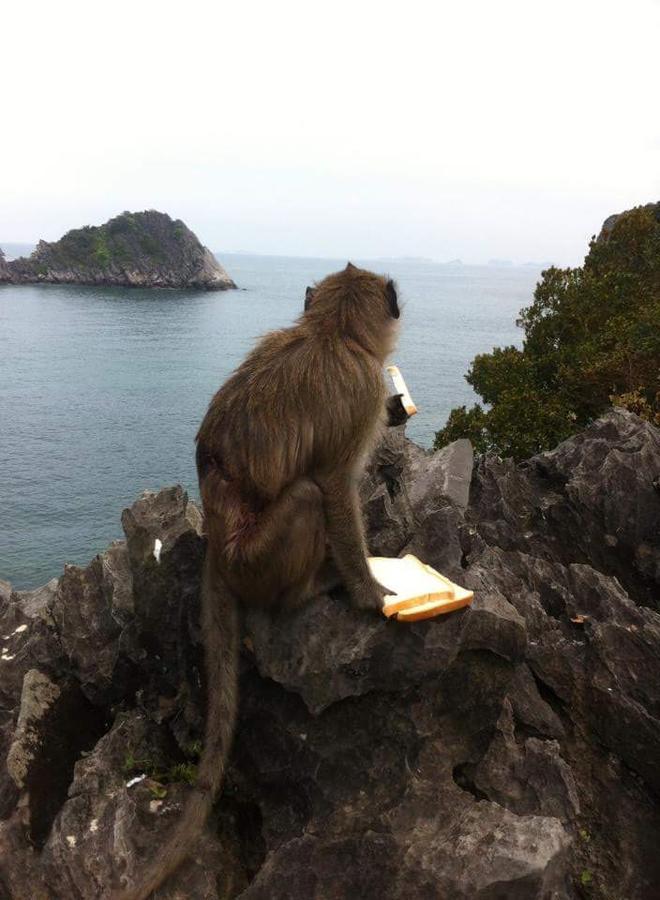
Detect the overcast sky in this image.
<box><xmin>2</xmin><ymin>0</ymin><xmax>659</xmax><ymax>265</ymax></box>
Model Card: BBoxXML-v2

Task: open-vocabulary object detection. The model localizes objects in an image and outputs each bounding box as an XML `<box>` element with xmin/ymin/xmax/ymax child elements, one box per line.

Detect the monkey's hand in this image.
<box><xmin>353</xmin><ymin>576</ymin><xmax>392</xmax><ymax>612</ymax></box>
<box><xmin>386</xmin><ymin>393</ymin><xmax>409</xmax><ymax>427</ymax></box>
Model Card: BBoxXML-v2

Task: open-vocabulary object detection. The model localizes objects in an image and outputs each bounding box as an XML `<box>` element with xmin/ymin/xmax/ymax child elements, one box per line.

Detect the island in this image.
<box><xmin>0</xmin><ymin>210</ymin><xmax>236</xmax><ymax>290</ymax></box>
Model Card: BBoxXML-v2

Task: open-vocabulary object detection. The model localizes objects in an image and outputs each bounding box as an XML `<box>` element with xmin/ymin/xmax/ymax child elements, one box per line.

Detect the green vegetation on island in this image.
<box><xmin>4</xmin><ymin>210</ymin><xmax>236</xmax><ymax>290</ymax></box>
<box><xmin>434</xmin><ymin>203</ymin><xmax>660</xmax><ymax>459</ymax></box>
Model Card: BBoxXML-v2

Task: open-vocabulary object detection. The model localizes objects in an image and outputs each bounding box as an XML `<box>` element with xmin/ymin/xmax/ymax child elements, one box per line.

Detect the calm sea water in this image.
<box><xmin>0</xmin><ymin>254</ymin><xmax>542</xmax><ymax>589</ymax></box>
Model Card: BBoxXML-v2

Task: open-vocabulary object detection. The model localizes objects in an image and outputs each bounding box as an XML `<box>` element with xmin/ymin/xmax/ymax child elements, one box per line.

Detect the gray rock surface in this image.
<box><xmin>5</xmin><ymin>211</ymin><xmax>235</xmax><ymax>290</ymax></box>
<box><xmin>0</xmin><ymin>410</ymin><xmax>659</xmax><ymax>898</ymax></box>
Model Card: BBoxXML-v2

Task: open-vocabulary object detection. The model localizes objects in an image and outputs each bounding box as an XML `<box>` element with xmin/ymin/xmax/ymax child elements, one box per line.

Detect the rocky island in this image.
<box><xmin>0</xmin><ymin>210</ymin><xmax>236</xmax><ymax>290</ymax></box>
<box><xmin>0</xmin><ymin>410</ymin><xmax>658</xmax><ymax>899</ymax></box>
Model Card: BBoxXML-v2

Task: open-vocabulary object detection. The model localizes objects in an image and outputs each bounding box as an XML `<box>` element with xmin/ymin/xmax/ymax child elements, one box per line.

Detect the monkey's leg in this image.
<box><xmin>238</xmin><ymin>478</ymin><xmax>327</xmax><ymax>608</ymax></box>
<box><xmin>277</xmin><ymin>549</ymin><xmax>340</xmax><ymax>605</ymax></box>
<box><xmin>247</xmin><ymin>478</ymin><xmax>324</xmax><ymax>559</ymax></box>
<box><xmin>316</xmin><ymin>473</ymin><xmax>387</xmax><ymax>611</ymax></box>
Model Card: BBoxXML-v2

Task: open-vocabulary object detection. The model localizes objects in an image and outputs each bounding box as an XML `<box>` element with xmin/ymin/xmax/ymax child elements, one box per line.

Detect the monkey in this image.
<box><xmin>113</xmin><ymin>263</ymin><xmax>405</xmax><ymax>899</ymax></box>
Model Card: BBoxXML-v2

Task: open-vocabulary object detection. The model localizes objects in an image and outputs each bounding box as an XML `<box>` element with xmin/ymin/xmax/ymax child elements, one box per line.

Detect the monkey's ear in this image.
<box><xmin>304</xmin><ymin>286</ymin><xmax>315</xmax><ymax>311</ymax></box>
<box><xmin>386</xmin><ymin>280</ymin><xmax>400</xmax><ymax>319</ymax></box>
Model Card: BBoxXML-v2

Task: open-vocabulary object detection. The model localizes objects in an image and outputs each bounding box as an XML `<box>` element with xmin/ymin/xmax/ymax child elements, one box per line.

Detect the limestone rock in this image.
<box><xmin>6</xmin><ymin>670</ymin><xmax>62</xmax><ymax>789</ymax></box>
<box><xmin>6</xmin><ymin>211</ymin><xmax>236</xmax><ymax>291</ymax></box>
<box><xmin>0</xmin><ymin>410</ymin><xmax>659</xmax><ymax>898</ymax></box>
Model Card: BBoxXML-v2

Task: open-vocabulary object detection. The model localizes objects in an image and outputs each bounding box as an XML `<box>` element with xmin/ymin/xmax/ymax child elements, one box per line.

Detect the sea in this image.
<box><xmin>0</xmin><ymin>253</ymin><xmax>543</xmax><ymax>589</ymax></box>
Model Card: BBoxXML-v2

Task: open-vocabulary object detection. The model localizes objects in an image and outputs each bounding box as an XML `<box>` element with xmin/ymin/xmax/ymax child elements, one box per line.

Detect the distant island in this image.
<box><xmin>0</xmin><ymin>211</ymin><xmax>236</xmax><ymax>290</ymax></box>
<box><xmin>0</xmin><ymin>249</ymin><xmax>10</xmax><ymax>282</ymax></box>
<box><xmin>486</xmin><ymin>258</ymin><xmax>514</xmax><ymax>267</ymax></box>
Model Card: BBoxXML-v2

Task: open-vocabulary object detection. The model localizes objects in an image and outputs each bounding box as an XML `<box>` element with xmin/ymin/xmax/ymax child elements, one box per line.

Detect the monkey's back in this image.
<box><xmin>196</xmin><ymin>321</ymin><xmax>386</xmax><ymax>500</ymax></box>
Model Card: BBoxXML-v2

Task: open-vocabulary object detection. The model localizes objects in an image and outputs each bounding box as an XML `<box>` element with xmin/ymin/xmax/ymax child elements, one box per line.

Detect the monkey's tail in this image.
<box><xmin>110</xmin><ymin>556</ymin><xmax>239</xmax><ymax>900</ymax></box>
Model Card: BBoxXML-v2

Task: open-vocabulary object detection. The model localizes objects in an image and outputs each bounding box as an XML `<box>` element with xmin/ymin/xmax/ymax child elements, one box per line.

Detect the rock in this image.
<box><xmin>471</xmin><ymin>408</ymin><xmax>660</xmax><ymax>608</ymax></box>
<box><xmin>360</xmin><ymin>428</ymin><xmax>474</xmax><ymax>563</ymax></box>
<box><xmin>472</xmin><ymin>698</ymin><xmax>580</xmax><ymax>822</ymax></box>
<box><xmin>405</xmin><ymin>436</ymin><xmax>474</xmax><ymax>511</ymax></box>
<box><xmin>6</xmin><ymin>670</ymin><xmax>62</xmax><ymax>789</ymax></box>
<box><xmin>6</xmin><ymin>211</ymin><xmax>236</xmax><ymax>290</ymax></box>
<box><xmin>244</xmin><ymin>586</ymin><xmax>525</xmax><ymax>714</ymax></box>
<box><xmin>0</xmin><ymin>410</ymin><xmax>659</xmax><ymax>898</ymax></box>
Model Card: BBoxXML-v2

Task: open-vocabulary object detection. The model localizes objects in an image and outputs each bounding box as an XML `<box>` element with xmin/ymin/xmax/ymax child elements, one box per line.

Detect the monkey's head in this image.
<box><xmin>303</xmin><ymin>263</ymin><xmax>400</xmax><ymax>361</ymax></box>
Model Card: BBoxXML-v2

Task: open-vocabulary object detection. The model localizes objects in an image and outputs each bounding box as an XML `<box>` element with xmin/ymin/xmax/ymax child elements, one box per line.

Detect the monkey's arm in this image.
<box><xmin>386</xmin><ymin>393</ymin><xmax>410</xmax><ymax>427</ymax></box>
<box><xmin>316</xmin><ymin>472</ymin><xmax>387</xmax><ymax>611</ymax></box>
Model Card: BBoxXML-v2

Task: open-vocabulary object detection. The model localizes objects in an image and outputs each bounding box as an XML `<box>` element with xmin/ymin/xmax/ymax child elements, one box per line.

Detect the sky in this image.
<box><xmin>1</xmin><ymin>0</ymin><xmax>659</xmax><ymax>265</ymax></box>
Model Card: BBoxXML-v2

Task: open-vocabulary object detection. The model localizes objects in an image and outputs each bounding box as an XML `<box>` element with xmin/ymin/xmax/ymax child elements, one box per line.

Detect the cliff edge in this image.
<box><xmin>0</xmin><ymin>410</ymin><xmax>658</xmax><ymax>898</ymax></box>
<box><xmin>4</xmin><ymin>211</ymin><xmax>235</xmax><ymax>290</ymax></box>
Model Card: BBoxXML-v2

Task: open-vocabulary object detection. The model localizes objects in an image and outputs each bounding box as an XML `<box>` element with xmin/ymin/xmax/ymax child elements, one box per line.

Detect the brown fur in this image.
<box><xmin>112</xmin><ymin>264</ymin><xmax>400</xmax><ymax>899</ymax></box>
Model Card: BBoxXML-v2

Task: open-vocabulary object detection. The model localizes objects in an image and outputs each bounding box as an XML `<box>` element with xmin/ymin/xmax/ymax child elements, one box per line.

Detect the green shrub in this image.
<box><xmin>434</xmin><ymin>205</ymin><xmax>660</xmax><ymax>459</ymax></box>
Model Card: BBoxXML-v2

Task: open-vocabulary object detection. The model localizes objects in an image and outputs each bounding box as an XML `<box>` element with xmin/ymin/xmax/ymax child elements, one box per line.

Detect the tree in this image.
<box><xmin>434</xmin><ymin>204</ymin><xmax>660</xmax><ymax>459</ymax></box>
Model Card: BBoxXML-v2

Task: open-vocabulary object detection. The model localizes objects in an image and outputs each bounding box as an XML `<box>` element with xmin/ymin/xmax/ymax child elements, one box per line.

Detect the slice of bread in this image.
<box><xmin>395</xmin><ymin>595</ymin><xmax>473</xmax><ymax>621</ymax></box>
<box><xmin>368</xmin><ymin>554</ymin><xmax>473</xmax><ymax>621</ymax></box>
<box><xmin>386</xmin><ymin>365</ymin><xmax>417</xmax><ymax>416</ymax></box>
